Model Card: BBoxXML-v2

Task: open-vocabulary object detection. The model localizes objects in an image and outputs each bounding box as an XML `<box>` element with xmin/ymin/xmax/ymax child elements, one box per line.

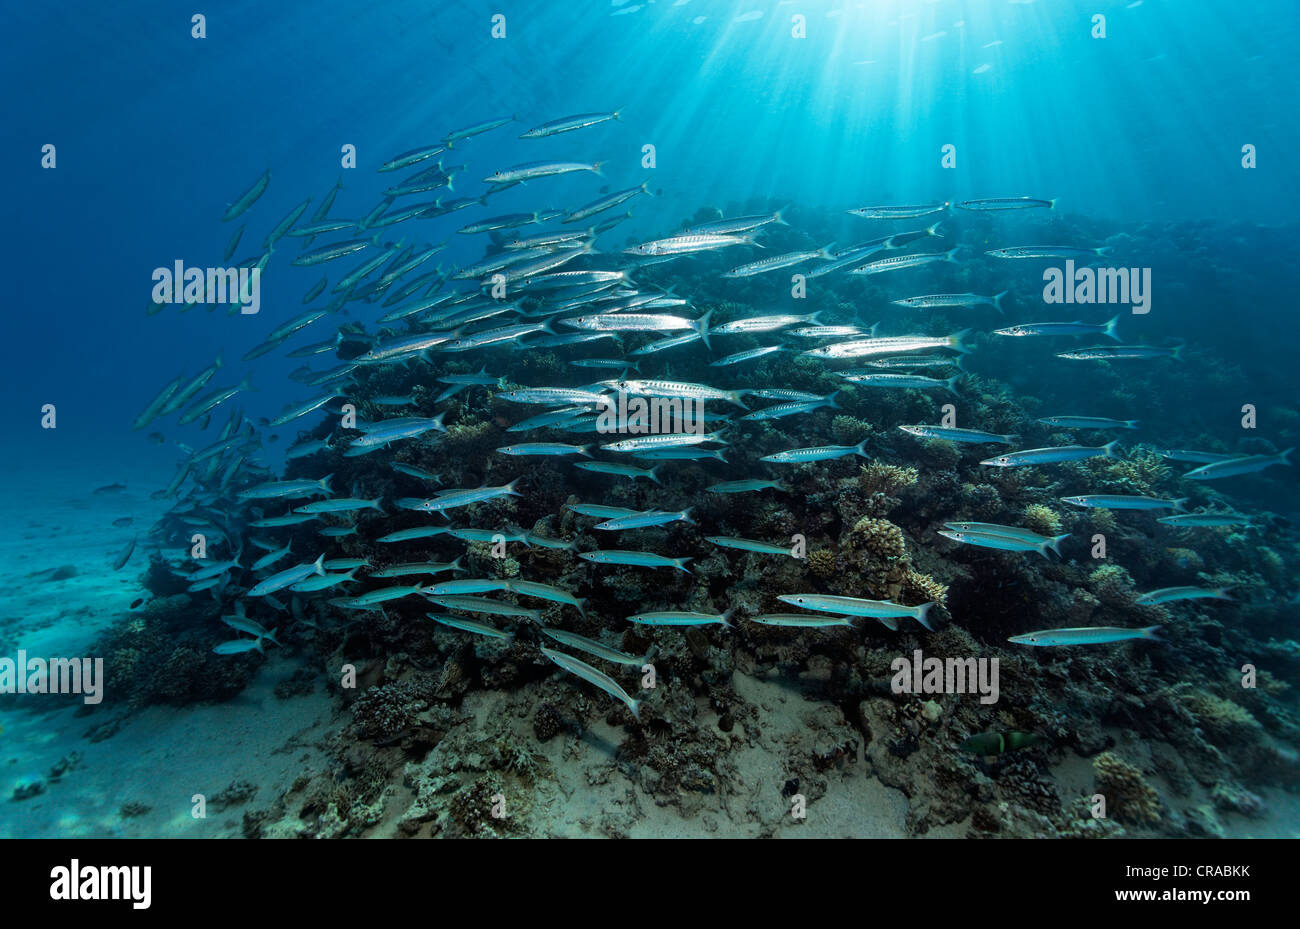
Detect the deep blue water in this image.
<box><xmin>4</xmin><ymin>0</ymin><xmax>1298</xmax><ymax>482</ymax></box>
<box><xmin>2</xmin><ymin>0</ymin><xmax>1298</xmax><ymax>840</ymax></box>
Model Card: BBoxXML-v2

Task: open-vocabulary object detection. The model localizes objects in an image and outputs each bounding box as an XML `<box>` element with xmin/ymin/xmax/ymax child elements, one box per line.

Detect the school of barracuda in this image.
<box><xmin>131</xmin><ymin>111</ymin><xmax>1293</xmax><ymax>720</ymax></box>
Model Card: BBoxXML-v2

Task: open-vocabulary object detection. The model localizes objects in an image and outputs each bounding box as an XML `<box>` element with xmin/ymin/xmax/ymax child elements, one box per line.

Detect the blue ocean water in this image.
<box><xmin>2</xmin><ymin>0</ymin><xmax>1297</xmax><ymax>839</ymax></box>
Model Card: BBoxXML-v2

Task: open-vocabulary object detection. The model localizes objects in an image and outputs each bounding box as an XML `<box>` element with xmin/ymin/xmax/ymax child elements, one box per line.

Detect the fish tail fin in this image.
<box><xmin>629</xmin><ymin>698</ymin><xmax>642</xmax><ymax>722</ymax></box>
<box><xmin>954</xmin><ymin>353</ymin><xmax>968</xmax><ymax>373</ymax></box>
<box><xmin>681</xmin><ymin>506</ymin><xmax>695</xmax><ymax>525</ymax></box>
<box><xmin>1096</xmin><ymin>245</ymin><xmax>1113</xmax><ymax>257</ymax></box>
<box><xmin>946</xmin><ymin>374</ymin><xmax>962</xmax><ymax>397</ymax></box>
<box><xmin>993</xmin><ymin>290</ymin><xmax>1008</xmax><ymax>314</ymax></box>
<box><xmin>1126</xmin><ymin>419</ymin><xmax>1141</xmax><ymax>429</ymax></box>
<box><xmin>826</xmin><ymin>390</ymin><xmax>841</xmax><ymax>409</ymax></box>
<box><xmin>695</xmin><ymin>308</ymin><xmax>713</xmax><ymax>350</ymax></box>
<box><xmin>1004</xmin><ymin>433</ymin><xmax>1021</xmax><ymax>444</ymax></box>
<box><xmin>504</xmin><ymin>477</ymin><xmax>523</xmax><ymax>497</ymax></box>
<box><xmin>591</xmin><ymin>162</ymin><xmax>604</xmax><ymax>177</ymax></box>
<box><xmin>370</xmin><ymin>498</ymin><xmax>386</xmax><ymax>514</ymax></box>
<box><xmin>854</xmin><ymin>439</ymin><xmax>871</xmax><ymax>459</ymax></box>
<box><xmin>819</xmin><ymin>245</ymin><xmax>836</xmax><ymax>261</ymax></box>
<box><xmin>1280</xmin><ymin>446</ymin><xmax>1295</xmax><ymax>466</ymax></box>
<box><xmin>311</xmin><ymin>553</ymin><xmax>326</xmax><ymax>576</ymax></box>
<box><xmin>578</xmin><ymin>444</ymin><xmax>595</xmax><ymax>459</ymax></box>
<box><xmin>1103</xmin><ymin>439</ymin><xmax>1122</xmax><ymax>459</ymax></box>
<box><xmin>1049</xmin><ymin>198</ymin><xmax>1058</xmax><ymax>211</ymax></box>
<box><xmin>719</xmin><ymin>608</ymin><xmax>735</xmax><ymax>629</ymax></box>
<box><xmin>927</xmin><ymin>221</ymin><xmax>943</xmax><ymax>237</ymax></box>
<box><xmin>914</xmin><ymin>602</ymin><xmax>937</xmax><ymax>631</ymax></box>
<box><xmin>951</xmin><ymin>328</ymin><xmax>974</xmax><ymax>354</ymax></box>
<box><xmin>1173</xmin><ymin>497</ymin><xmax>1189</xmax><ymax>512</ymax></box>
<box><xmin>878</xmin><ymin>617</ymin><xmax>900</xmax><ymax>632</ymax></box>
<box><xmin>1140</xmin><ymin>625</ymin><xmax>1162</xmax><ymax>640</ymax></box>
<box><xmin>1103</xmin><ymin>313</ymin><xmax>1122</xmax><ymax>342</ymax></box>
<box><xmin>1048</xmin><ymin>533</ymin><xmax>1070</xmax><ymax>558</ymax></box>
<box><xmin>945</xmin><ymin>246</ymin><xmax>961</xmax><ymax>262</ymax></box>
<box><xmin>450</xmin><ymin>556</ymin><xmax>465</xmax><ymax>574</ymax></box>
<box><xmin>674</xmin><ymin>557</ymin><xmax>693</xmax><ymax>574</ymax></box>
<box><xmin>319</xmin><ymin>473</ymin><xmax>334</xmax><ymax>493</ymax></box>
<box><xmin>648</xmin><ymin>465</ymin><xmax>662</xmax><ymax>484</ymax></box>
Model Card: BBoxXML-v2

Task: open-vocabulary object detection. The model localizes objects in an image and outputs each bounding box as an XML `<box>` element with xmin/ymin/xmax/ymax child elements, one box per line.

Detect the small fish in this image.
<box><xmin>1157</xmin><ymin>512</ymin><xmax>1253</xmax><ymax>528</ymax></box>
<box><xmin>1057</xmin><ymin>344</ymin><xmax>1183</xmax><ymax>361</ymax></box>
<box><xmin>540</xmin><ymin>628</ymin><xmax>643</xmax><ymax>665</ymax></box>
<box><xmin>113</xmin><ymin>536</ymin><xmax>137</xmax><ymax>571</ymax></box>
<box><xmin>574</xmin><ymin>461</ymin><xmax>661</xmax><ymax>483</ymax></box>
<box><xmin>423</xmin><ymin>578</ymin><xmax>512</xmax><ymax>595</ymax></box>
<box><xmin>760</xmin><ymin>440</ymin><xmax>869</xmax><ymax>463</ymax></box>
<box><xmin>1134</xmin><ymin>586</ymin><xmax>1233</xmax><ymax>606</ymax></box>
<box><xmin>602</xmin><ymin>432</ymin><xmax>727</xmax><ymax>453</ymax></box>
<box><xmin>740</xmin><ymin>393</ymin><xmax>839</xmax><ymax>420</ymax></box>
<box><xmin>839</xmin><ymin>372</ymin><xmax>961</xmax><ymax>394</ymax></box>
<box><xmin>540</xmin><ymin>645</ymin><xmax>642</xmax><ymax>720</ymax></box>
<box><xmin>892</xmin><ymin>292</ymin><xmax>1006</xmax><ymax>312</ymax></box>
<box><xmin>505</xmin><ymin>579</ymin><xmax>586</xmax><ymax>615</ymax></box>
<box><xmin>578</xmin><ymin>550</ymin><xmax>692</xmax><ymax>573</ymax></box>
<box><xmin>371</xmin><ymin>559</ymin><xmax>463</xmax><ymax>578</ymax></box>
<box><xmin>427</xmin><ymin>595</ymin><xmax>541</xmax><ymax>621</ymax></box>
<box><xmin>222</xmin><ymin>168</ymin><xmax>270</xmax><ymax>222</ymax></box>
<box><xmin>710</xmin><ymin>346</ymin><xmax>788</xmax><ymax>367</ymax></box>
<box><xmin>849</xmin><ymin>248</ymin><xmax>961</xmax><ymax>275</ymax></box>
<box><xmin>247</xmin><ymin>554</ymin><xmax>326</xmax><ymax>597</ymax></box>
<box><xmin>213</xmin><ymin>638</ymin><xmax>265</xmax><ymax>655</ymax></box>
<box><xmin>707</xmin><ymin>478</ymin><xmax>790</xmax><ymax>494</ymax></box>
<box><xmin>1009</xmin><ymin>625</ymin><xmax>1161</xmax><ymax>646</ymax></box>
<box><xmin>443</xmin><ymin>114</ymin><xmax>515</xmax><ymax>148</ymax></box>
<box><xmin>497</xmin><ymin>442</ymin><xmax>593</xmax><ymax>457</ymax></box>
<box><xmin>1183</xmin><ymin>448</ymin><xmax>1292</xmax><ymax>480</ymax></box>
<box><xmin>777</xmin><ymin>594</ymin><xmax>933</xmax><ymax>629</ymax></box>
<box><xmin>954</xmin><ymin>197</ymin><xmax>1055</xmax><ymax>211</ymax></box>
<box><xmin>567</xmin><ymin>503</ymin><xmax>641</xmax><ymax>519</ymax></box>
<box><xmin>847</xmin><ymin>203</ymin><xmax>948</xmax><ymax>220</ymax></box>
<box><xmin>986</xmin><ymin>245</ymin><xmax>1111</xmax><ymax>259</ymax></box>
<box><xmin>428</xmin><ymin>613</ymin><xmax>513</xmax><ymax>640</ymax></box>
<box><xmin>981</xmin><ymin>442</ymin><xmax>1120</xmax><ymax>467</ymax></box>
<box><xmin>1037</xmin><ymin>416</ymin><xmax>1139</xmax><ymax>431</ymax></box>
<box><xmin>627</xmin><ymin>609</ymin><xmax>733</xmax><ymax>628</ymax></box>
<box><xmin>519</xmin><ymin>111</ymin><xmax>621</xmax><ymax>139</ymax></box>
<box><xmin>375</xmin><ymin>527</ymin><xmax>450</xmax><ymax>543</ymax></box>
<box><xmin>484</xmin><ymin>161</ymin><xmax>602</xmax><ymax>185</ymax></box>
<box><xmin>750</xmin><ymin>614</ymin><xmax>856</xmax><ymax>628</ymax></box>
<box><xmin>1060</xmin><ymin>495</ymin><xmax>1186</xmax><ymax>511</ymax></box>
<box><xmin>939</xmin><ymin>527</ymin><xmax>1069</xmax><ymax>558</ymax></box>
<box><xmin>706</xmin><ymin>537</ymin><xmax>795</xmax><ymax>556</ymax></box>
<box><xmin>1157</xmin><ymin>449</ymin><xmax>1237</xmax><ymax>464</ymax></box>
<box><xmin>993</xmin><ymin>317</ymin><xmax>1121</xmax><ymax>340</ymax></box>
<box><xmin>898</xmin><ymin>424</ymin><xmax>1018</xmax><ymax>445</ymax></box>
<box><xmin>594</xmin><ymin>509</ymin><xmax>694</xmax><ymax>531</ymax></box>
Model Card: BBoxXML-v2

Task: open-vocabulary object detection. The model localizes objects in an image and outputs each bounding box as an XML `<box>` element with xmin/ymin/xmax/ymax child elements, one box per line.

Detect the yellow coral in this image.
<box><xmin>903</xmin><ymin>568</ymin><xmax>948</xmax><ymax>608</ymax></box>
<box><xmin>1181</xmin><ymin>692</ymin><xmax>1262</xmax><ymax>742</ymax></box>
<box><xmin>1094</xmin><ymin>752</ymin><xmax>1160</xmax><ymax>825</ymax></box>
<box><xmin>858</xmin><ymin>462</ymin><xmax>919</xmax><ymax>496</ymax></box>
<box><xmin>807</xmin><ymin>549</ymin><xmax>836</xmax><ymax>579</ymax></box>
<box><xmin>1022</xmin><ymin>504</ymin><xmax>1062</xmax><ymax>536</ymax></box>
